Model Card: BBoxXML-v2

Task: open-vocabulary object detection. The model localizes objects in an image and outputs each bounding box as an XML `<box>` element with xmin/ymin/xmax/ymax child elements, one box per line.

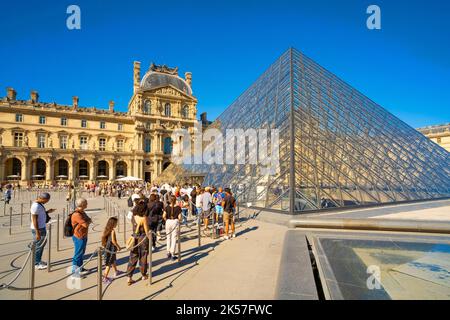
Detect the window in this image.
<box><xmin>164</xmin><ymin>103</ymin><xmax>171</xmax><ymax>117</ymax></box>
<box><xmin>99</xmin><ymin>138</ymin><xmax>106</xmax><ymax>151</ymax></box>
<box><xmin>39</xmin><ymin>115</ymin><xmax>46</xmax><ymax>124</ymax></box>
<box><xmin>100</xmin><ymin>121</ymin><xmax>106</xmax><ymax>129</ymax></box>
<box><xmin>143</xmin><ymin>100</ymin><xmax>151</xmax><ymax>114</ymax></box>
<box><xmin>80</xmin><ymin>136</ymin><xmax>88</xmax><ymax>150</ymax></box>
<box><xmin>14</xmin><ymin>132</ymin><xmax>23</xmax><ymax>147</ymax></box>
<box><xmin>15</xmin><ymin>114</ymin><xmax>23</xmax><ymax>122</ymax></box>
<box><xmin>81</xmin><ymin>119</ymin><xmax>87</xmax><ymax>128</ymax></box>
<box><xmin>118</xmin><ymin>123</ymin><xmax>123</xmax><ymax>131</ymax></box>
<box><xmin>117</xmin><ymin>139</ymin><xmax>124</xmax><ymax>152</ymax></box>
<box><xmin>163</xmin><ymin>137</ymin><xmax>173</xmax><ymax>154</ymax></box>
<box><xmin>37</xmin><ymin>134</ymin><xmax>46</xmax><ymax>148</ymax></box>
<box><xmin>61</xmin><ymin>117</ymin><xmax>67</xmax><ymax>126</ymax></box>
<box><xmin>60</xmin><ymin>136</ymin><xmax>68</xmax><ymax>149</ymax></box>
<box><xmin>144</xmin><ymin>138</ymin><xmax>151</xmax><ymax>153</ymax></box>
<box><xmin>145</xmin><ymin>122</ymin><xmax>151</xmax><ymax>130</ymax></box>
<box><xmin>182</xmin><ymin>105</ymin><xmax>189</xmax><ymax>118</ymax></box>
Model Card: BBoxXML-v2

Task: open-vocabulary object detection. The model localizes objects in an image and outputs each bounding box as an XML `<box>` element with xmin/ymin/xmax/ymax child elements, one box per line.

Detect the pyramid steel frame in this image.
<box><xmin>185</xmin><ymin>48</ymin><xmax>450</xmax><ymax>214</ymax></box>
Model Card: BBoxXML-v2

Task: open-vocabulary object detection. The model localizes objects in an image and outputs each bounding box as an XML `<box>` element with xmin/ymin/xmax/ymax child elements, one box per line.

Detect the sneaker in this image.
<box><xmin>166</xmin><ymin>252</ymin><xmax>172</xmax><ymax>259</ymax></box>
<box><xmin>171</xmin><ymin>255</ymin><xmax>178</xmax><ymax>261</ymax></box>
<box><xmin>35</xmin><ymin>263</ymin><xmax>47</xmax><ymax>270</ymax></box>
<box><xmin>224</xmin><ymin>236</ymin><xmax>229</xmax><ymax>240</ymax></box>
<box><xmin>232</xmin><ymin>234</ymin><xmax>236</xmax><ymax>238</ymax></box>
<box><xmin>80</xmin><ymin>268</ymin><xmax>89</xmax><ymax>275</ymax></box>
<box><xmin>113</xmin><ymin>271</ymin><xmax>124</xmax><ymax>278</ymax></box>
<box><xmin>103</xmin><ymin>277</ymin><xmax>112</xmax><ymax>285</ymax></box>
<box><xmin>39</xmin><ymin>261</ymin><xmax>48</xmax><ymax>266</ymax></box>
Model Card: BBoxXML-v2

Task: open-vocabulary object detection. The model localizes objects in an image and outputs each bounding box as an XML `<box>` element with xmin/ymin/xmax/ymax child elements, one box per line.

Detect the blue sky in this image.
<box><xmin>0</xmin><ymin>0</ymin><xmax>449</xmax><ymax>128</ymax></box>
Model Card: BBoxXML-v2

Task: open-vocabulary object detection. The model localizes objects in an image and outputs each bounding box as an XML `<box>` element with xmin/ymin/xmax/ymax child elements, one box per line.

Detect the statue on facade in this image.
<box><xmin>24</xmin><ymin>136</ymin><xmax>29</xmax><ymax>147</ymax></box>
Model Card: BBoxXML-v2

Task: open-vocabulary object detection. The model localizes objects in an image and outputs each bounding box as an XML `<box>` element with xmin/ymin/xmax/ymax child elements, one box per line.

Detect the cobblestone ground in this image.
<box><xmin>0</xmin><ymin>191</ymin><xmax>286</xmax><ymax>300</ymax></box>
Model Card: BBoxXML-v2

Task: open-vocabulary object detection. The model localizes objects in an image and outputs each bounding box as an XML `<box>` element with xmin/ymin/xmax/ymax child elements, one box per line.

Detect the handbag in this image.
<box><xmin>125</xmin><ymin>219</ymin><xmax>142</xmax><ymax>251</ymax></box>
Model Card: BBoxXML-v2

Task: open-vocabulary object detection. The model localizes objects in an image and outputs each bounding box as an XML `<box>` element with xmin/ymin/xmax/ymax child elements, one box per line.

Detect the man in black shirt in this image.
<box><xmin>222</xmin><ymin>188</ymin><xmax>236</xmax><ymax>240</ymax></box>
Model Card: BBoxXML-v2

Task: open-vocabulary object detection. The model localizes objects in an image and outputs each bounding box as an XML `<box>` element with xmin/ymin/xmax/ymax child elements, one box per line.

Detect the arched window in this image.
<box><xmin>143</xmin><ymin>100</ymin><xmax>151</xmax><ymax>114</ymax></box>
<box><xmin>163</xmin><ymin>137</ymin><xmax>173</xmax><ymax>155</ymax></box>
<box><xmin>182</xmin><ymin>105</ymin><xmax>189</xmax><ymax>118</ymax></box>
<box><xmin>164</xmin><ymin>103</ymin><xmax>171</xmax><ymax>117</ymax></box>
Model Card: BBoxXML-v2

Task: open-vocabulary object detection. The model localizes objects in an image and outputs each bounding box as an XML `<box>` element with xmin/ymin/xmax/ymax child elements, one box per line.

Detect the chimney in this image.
<box><xmin>6</xmin><ymin>87</ymin><xmax>16</xmax><ymax>100</ymax></box>
<box><xmin>72</xmin><ymin>96</ymin><xmax>79</xmax><ymax>109</ymax></box>
<box><xmin>185</xmin><ymin>72</ymin><xmax>192</xmax><ymax>87</ymax></box>
<box><xmin>109</xmin><ymin>100</ymin><xmax>114</xmax><ymax>112</ymax></box>
<box><xmin>30</xmin><ymin>90</ymin><xmax>39</xmax><ymax>103</ymax></box>
<box><xmin>200</xmin><ymin>112</ymin><xmax>207</xmax><ymax>124</ymax></box>
<box><xmin>133</xmin><ymin>61</ymin><xmax>141</xmax><ymax>94</ymax></box>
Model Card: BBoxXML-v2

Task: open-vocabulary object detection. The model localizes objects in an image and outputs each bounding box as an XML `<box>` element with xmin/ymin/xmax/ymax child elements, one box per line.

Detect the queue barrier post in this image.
<box><xmin>9</xmin><ymin>207</ymin><xmax>13</xmax><ymax>235</ymax></box>
<box><xmin>178</xmin><ymin>222</ymin><xmax>181</xmax><ymax>263</ymax></box>
<box><xmin>197</xmin><ymin>214</ymin><xmax>201</xmax><ymax>248</ymax></box>
<box><xmin>47</xmin><ymin>223</ymin><xmax>52</xmax><ymax>272</ymax></box>
<box><xmin>62</xmin><ymin>208</ymin><xmax>66</xmax><ymax>239</ymax></box>
<box><xmin>29</xmin><ymin>242</ymin><xmax>36</xmax><ymax>300</ymax></box>
<box><xmin>21</xmin><ymin>203</ymin><xmax>24</xmax><ymax>227</ymax></box>
<box><xmin>57</xmin><ymin>214</ymin><xmax>60</xmax><ymax>252</ymax></box>
<box><xmin>148</xmin><ymin>232</ymin><xmax>153</xmax><ymax>286</ymax></box>
<box><xmin>97</xmin><ymin>247</ymin><xmax>103</xmax><ymax>300</ymax></box>
<box><xmin>123</xmin><ymin>211</ymin><xmax>127</xmax><ymax>244</ymax></box>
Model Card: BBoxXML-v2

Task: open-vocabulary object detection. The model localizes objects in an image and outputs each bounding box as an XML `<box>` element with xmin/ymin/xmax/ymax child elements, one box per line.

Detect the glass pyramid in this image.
<box><xmin>184</xmin><ymin>48</ymin><xmax>450</xmax><ymax>213</ymax></box>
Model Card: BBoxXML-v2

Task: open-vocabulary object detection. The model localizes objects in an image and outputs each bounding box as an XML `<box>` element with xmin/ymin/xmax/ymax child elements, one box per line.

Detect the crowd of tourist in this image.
<box><xmin>27</xmin><ymin>183</ymin><xmax>238</xmax><ymax>286</ymax></box>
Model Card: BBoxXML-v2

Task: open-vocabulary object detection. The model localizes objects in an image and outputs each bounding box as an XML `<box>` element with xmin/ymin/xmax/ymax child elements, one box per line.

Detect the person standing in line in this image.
<box><xmin>30</xmin><ymin>193</ymin><xmax>55</xmax><ymax>270</ymax></box>
<box><xmin>201</xmin><ymin>187</ymin><xmax>212</xmax><ymax>231</ymax></box>
<box><xmin>102</xmin><ymin>217</ymin><xmax>122</xmax><ymax>284</ymax></box>
<box><xmin>195</xmin><ymin>188</ymin><xmax>204</xmax><ymax>225</ymax></box>
<box><xmin>4</xmin><ymin>184</ymin><xmax>12</xmax><ymax>204</ymax></box>
<box><xmin>71</xmin><ymin>198</ymin><xmax>92</xmax><ymax>277</ymax></box>
<box><xmin>212</xmin><ymin>187</ymin><xmax>225</xmax><ymax>224</ymax></box>
<box><xmin>163</xmin><ymin>195</ymin><xmax>181</xmax><ymax>261</ymax></box>
<box><xmin>222</xmin><ymin>188</ymin><xmax>237</xmax><ymax>240</ymax></box>
<box><xmin>180</xmin><ymin>194</ymin><xmax>190</xmax><ymax>225</ymax></box>
<box><xmin>66</xmin><ymin>184</ymin><xmax>76</xmax><ymax>211</ymax></box>
<box><xmin>126</xmin><ymin>198</ymin><xmax>150</xmax><ymax>285</ymax></box>
<box><xmin>154</xmin><ymin>194</ymin><xmax>165</xmax><ymax>240</ymax></box>
<box><xmin>190</xmin><ymin>186</ymin><xmax>197</xmax><ymax>217</ymax></box>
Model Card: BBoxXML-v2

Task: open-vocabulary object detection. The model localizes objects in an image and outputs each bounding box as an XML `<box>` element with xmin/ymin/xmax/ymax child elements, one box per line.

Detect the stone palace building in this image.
<box><xmin>0</xmin><ymin>62</ymin><xmax>198</xmax><ymax>185</ymax></box>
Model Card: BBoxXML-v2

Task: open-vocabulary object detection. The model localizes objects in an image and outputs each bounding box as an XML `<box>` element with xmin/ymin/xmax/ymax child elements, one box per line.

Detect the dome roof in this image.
<box><xmin>140</xmin><ymin>71</ymin><xmax>192</xmax><ymax>96</ymax></box>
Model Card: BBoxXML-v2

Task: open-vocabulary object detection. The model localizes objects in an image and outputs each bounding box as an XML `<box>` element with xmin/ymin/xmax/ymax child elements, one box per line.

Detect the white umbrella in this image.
<box><xmin>32</xmin><ymin>175</ymin><xmax>44</xmax><ymax>178</ymax></box>
<box><xmin>79</xmin><ymin>175</ymin><xmax>89</xmax><ymax>179</ymax></box>
<box><xmin>97</xmin><ymin>175</ymin><xmax>108</xmax><ymax>179</ymax></box>
<box><xmin>116</xmin><ymin>175</ymin><xmax>125</xmax><ymax>178</ymax></box>
<box><xmin>56</xmin><ymin>175</ymin><xmax>68</xmax><ymax>178</ymax></box>
<box><xmin>115</xmin><ymin>176</ymin><xmax>142</xmax><ymax>182</ymax></box>
<box><xmin>7</xmin><ymin>175</ymin><xmax>20</xmax><ymax>178</ymax></box>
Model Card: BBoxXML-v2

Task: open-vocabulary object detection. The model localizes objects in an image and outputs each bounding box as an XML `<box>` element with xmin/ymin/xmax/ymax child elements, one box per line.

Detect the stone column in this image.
<box><xmin>109</xmin><ymin>160</ymin><xmax>115</xmax><ymax>181</ymax></box>
<box><xmin>90</xmin><ymin>161</ymin><xmax>96</xmax><ymax>182</ymax></box>
<box><xmin>69</xmin><ymin>157</ymin><xmax>75</xmax><ymax>181</ymax></box>
<box><xmin>22</xmin><ymin>158</ymin><xmax>30</xmax><ymax>182</ymax></box>
<box><xmin>0</xmin><ymin>158</ymin><xmax>5</xmax><ymax>181</ymax></box>
<box><xmin>45</xmin><ymin>157</ymin><xmax>53</xmax><ymax>182</ymax></box>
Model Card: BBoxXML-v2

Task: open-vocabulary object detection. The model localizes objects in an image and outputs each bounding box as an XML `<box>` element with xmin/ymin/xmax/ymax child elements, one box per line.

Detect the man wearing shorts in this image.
<box><xmin>222</xmin><ymin>188</ymin><xmax>236</xmax><ymax>240</ymax></box>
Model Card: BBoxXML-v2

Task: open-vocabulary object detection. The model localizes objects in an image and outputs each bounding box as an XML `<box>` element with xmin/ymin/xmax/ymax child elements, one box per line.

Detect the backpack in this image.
<box><xmin>64</xmin><ymin>212</ymin><xmax>78</xmax><ymax>237</ymax></box>
<box><xmin>127</xmin><ymin>196</ymin><xmax>133</xmax><ymax>207</ymax></box>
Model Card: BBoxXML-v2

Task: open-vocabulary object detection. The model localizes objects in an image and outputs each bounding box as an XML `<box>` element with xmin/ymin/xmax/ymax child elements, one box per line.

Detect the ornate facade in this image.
<box><xmin>417</xmin><ymin>123</ymin><xmax>450</xmax><ymax>152</ymax></box>
<box><xmin>0</xmin><ymin>62</ymin><xmax>198</xmax><ymax>185</ymax></box>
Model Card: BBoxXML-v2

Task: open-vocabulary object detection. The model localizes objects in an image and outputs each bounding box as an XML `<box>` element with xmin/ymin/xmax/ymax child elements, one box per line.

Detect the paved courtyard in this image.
<box><xmin>0</xmin><ymin>191</ymin><xmax>287</xmax><ymax>300</ymax></box>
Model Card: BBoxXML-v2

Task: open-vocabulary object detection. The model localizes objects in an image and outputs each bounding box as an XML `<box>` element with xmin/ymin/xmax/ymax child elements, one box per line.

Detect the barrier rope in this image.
<box><xmin>0</xmin><ymin>248</ymin><xmax>33</xmax><ymax>289</ymax></box>
<box><xmin>2</xmin><ymin>248</ymin><xmax>100</xmax><ymax>291</ymax></box>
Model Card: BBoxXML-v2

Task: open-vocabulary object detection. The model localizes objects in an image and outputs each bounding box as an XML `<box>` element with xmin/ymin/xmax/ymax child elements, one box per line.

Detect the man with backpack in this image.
<box><xmin>30</xmin><ymin>193</ymin><xmax>55</xmax><ymax>270</ymax></box>
<box><xmin>68</xmin><ymin>198</ymin><xmax>92</xmax><ymax>277</ymax></box>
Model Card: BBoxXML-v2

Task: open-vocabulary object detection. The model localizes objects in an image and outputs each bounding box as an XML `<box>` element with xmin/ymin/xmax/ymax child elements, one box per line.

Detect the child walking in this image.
<box><xmin>101</xmin><ymin>217</ymin><xmax>122</xmax><ymax>284</ymax></box>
